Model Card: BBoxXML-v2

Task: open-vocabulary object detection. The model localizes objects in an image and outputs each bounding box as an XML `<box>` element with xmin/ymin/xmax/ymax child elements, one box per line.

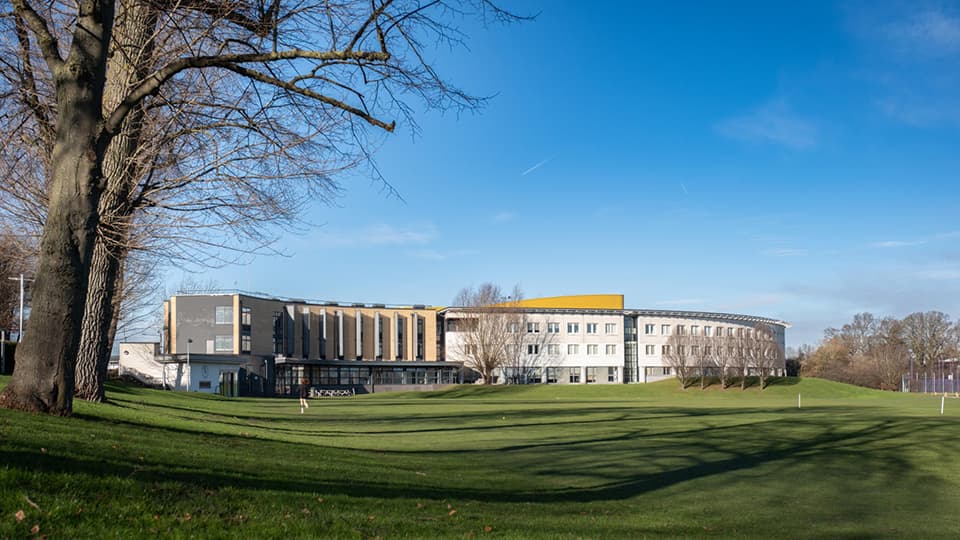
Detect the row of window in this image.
<box><xmin>531</xmin><ymin>344</ymin><xmax>618</xmax><ymax>356</ymax></box>
<box><xmin>650</xmin><ymin>344</ymin><xmax>773</xmax><ymax>357</ymax></box>
<box><xmin>643</xmin><ymin>323</ymin><xmax>773</xmax><ymax>339</ymax></box>
<box><xmin>517</xmin><ymin>322</ymin><xmax>619</xmax><ymax>335</ymax></box>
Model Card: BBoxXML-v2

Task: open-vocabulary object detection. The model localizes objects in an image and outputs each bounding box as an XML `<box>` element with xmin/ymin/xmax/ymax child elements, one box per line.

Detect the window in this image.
<box><xmin>676</xmin><ymin>325</ymin><xmax>686</xmax><ymax>335</ymax></box>
<box><xmin>677</xmin><ymin>345</ymin><xmax>685</xmax><ymax>355</ymax></box>
<box><xmin>737</xmin><ymin>328</ymin><xmax>744</xmax><ymax>337</ymax></box>
<box><xmin>691</xmin><ymin>325</ymin><xmax>700</xmax><ymax>336</ymax></box>
<box><xmin>644</xmin><ymin>323</ymin><xmax>655</xmax><ymax>335</ymax></box>
<box><xmin>569</xmin><ymin>368</ymin><xmax>581</xmax><ymax>383</ymax></box>
<box><xmin>547</xmin><ymin>344</ymin><xmax>561</xmax><ymax>355</ymax></box>
<box><xmin>728</xmin><ymin>327</ymin><xmax>735</xmax><ymax>337</ymax></box>
<box><xmin>241</xmin><ymin>335</ymin><xmax>251</xmax><ymax>353</ymax></box>
<box><xmin>198</xmin><ymin>381</ymin><xmax>212</xmax><ymax>389</ymax></box>
<box><xmin>547</xmin><ymin>322</ymin><xmax>560</xmax><ymax>333</ymax></box>
<box><xmin>215</xmin><ymin>306</ymin><xmax>233</xmax><ymax>325</ymax></box>
<box><xmin>716</xmin><ymin>326</ymin><xmax>723</xmax><ymax>337</ymax></box>
<box><xmin>586</xmin><ymin>323</ymin><xmax>598</xmax><ymax>334</ymax></box>
<box><xmin>567</xmin><ymin>344</ymin><xmax>579</xmax><ymax>355</ymax></box>
<box><xmin>662</xmin><ymin>344</ymin><xmax>671</xmax><ymax>355</ymax></box>
<box><xmin>546</xmin><ymin>367</ymin><xmax>559</xmax><ymax>384</ymax></box>
<box><xmin>608</xmin><ymin>367</ymin><xmax>618</xmax><ymax>382</ymax></box>
<box><xmin>241</xmin><ymin>306</ymin><xmax>252</xmax><ymax>327</ymax></box>
<box><xmin>527</xmin><ymin>344</ymin><xmax>540</xmax><ymax>355</ymax></box>
<box><xmin>645</xmin><ymin>344</ymin><xmax>655</xmax><ymax>355</ymax></box>
<box><xmin>587</xmin><ymin>344</ymin><xmax>599</xmax><ymax>355</ymax></box>
<box><xmin>527</xmin><ymin>322</ymin><xmax>540</xmax><ymax>334</ymax></box>
<box><xmin>586</xmin><ymin>367</ymin><xmax>597</xmax><ymax>383</ymax></box>
<box><xmin>704</xmin><ymin>345</ymin><xmax>712</xmax><ymax>355</ymax></box>
<box><xmin>661</xmin><ymin>324</ymin><xmax>671</xmax><ymax>335</ymax></box>
<box><xmin>691</xmin><ymin>345</ymin><xmax>700</xmax><ymax>355</ymax></box>
<box><xmin>605</xmin><ymin>344</ymin><xmax>617</xmax><ymax>355</ymax></box>
<box><xmin>507</xmin><ymin>322</ymin><xmax>520</xmax><ymax>334</ymax></box>
<box><xmin>605</xmin><ymin>323</ymin><xmax>617</xmax><ymax>334</ymax></box>
<box><xmin>215</xmin><ymin>335</ymin><xmax>233</xmax><ymax>352</ymax></box>
<box><xmin>704</xmin><ymin>326</ymin><xmax>713</xmax><ymax>337</ymax></box>
<box><xmin>567</xmin><ymin>322</ymin><xmax>580</xmax><ymax>334</ymax></box>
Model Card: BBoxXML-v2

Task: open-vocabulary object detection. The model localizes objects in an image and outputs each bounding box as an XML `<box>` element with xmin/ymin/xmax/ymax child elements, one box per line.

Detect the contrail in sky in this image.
<box><xmin>680</xmin><ymin>183</ymin><xmax>689</xmax><ymax>194</ymax></box>
<box><xmin>521</xmin><ymin>156</ymin><xmax>553</xmax><ymax>176</ymax></box>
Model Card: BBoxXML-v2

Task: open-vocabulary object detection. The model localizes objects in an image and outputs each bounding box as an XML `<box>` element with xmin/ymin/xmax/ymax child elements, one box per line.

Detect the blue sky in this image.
<box><xmin>168</xmin><ymin>1</ymin><xmax>960</xmax><ymax>348</ymax></box>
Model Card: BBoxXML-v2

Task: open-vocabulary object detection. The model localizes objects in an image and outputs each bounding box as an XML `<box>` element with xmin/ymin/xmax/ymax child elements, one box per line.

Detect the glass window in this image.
<box><xmin>567</xmin><ymin>344</ymin><xmax>579</xmax><ymax>355</ymax></box>
<box><xmin>704</xmin><ymin>326</ymin><xmax>713</xmax><ymax>337</ymax></box>
<box><xmin>586</xmin><ymin>323</ymin><xmax>598</xmax><ymax>334</ymax></box>
<box><xmin>547</xmin><ymin>322</ymin><xmax>560</xmax><ymax>333</ymax></box>
<box><xmin>677</xmin><ymin>325</ymin><xmax>686</xmax><ymax>335</ymax></box>
<box><xmin>527</xmin><ymin>344</ymin><xmax>540</xmax><ymax>355</ymax></box>
<box><xmin>507</xmin><ymin>321</ymin><xmax>519</xmax><ymax>334</ymax></box>
<box><xmin>662</xmin><ymin>344</ymin><xmax>671</xmax><ymax>355</ymax></box>
<box><xmin>241</xmin><ymin>335</ymin><xmax>251</xmax><ymax>353</ymax></box>
<box><xmin>527</xmin><ymin>322</ymin><xmax>540</xmax><ymax>334</ymax></box>
<box><xmin>645</xmin><ymin>344</ymin><xmax>655</xmax><ymax>355</ymax></box>
<box><xmin>547</xmin><ymin>344</ymin><xmax>560</xmax><ymax>355</ymax></box>
<box><xmin>215</xmin><ymin>335</ymin><xmax>233</xmax><ymax>352</ymax></box>
<box><xmin>644</xmin><ymin>323</ymin><xmax>655</xmax><ymax>334</ymax></box>
<box><xmin>241</xmin><ymin>306</ymin><xmax>252</xmax><ymax>327</ymax></box>
<box><xmin>605</xmin><ymin>344</ymin><xmax>617</xmax><ymax>355</ymax></box>
<box><xmin>546</xmin><ymin>367</ymin><xmax>558</xmax><ymax>384</ymax></box>
<box><xmin>586</xmin><ymin>367</ymin><xmax>597</xmax><ymax>383</ymax></box>
<box><xmin>605</xmin><ymin>323</ymin><xmax>617</xmax><ymax>334</ymax></box>
<box><xmin>567</xmin><ymin>322</ymin><xmax>579</xmax><ymax>334</ymax></box>
<box><xmin>587</xmin><ymin>344</ymin><xmax>598</xmax><ymax>355</ymax></box>
<box><xmin>661</xmin><ymin>324</ymin><xmax>671</xmax><ymax>335</ymax></box>
<box><xmin>607</xmin><ymin>367</ymin><xmax>617</xmax><ymax>382</ymax></box>
<box><xmin>691</xmin><ymin>325</ymin><xmax>700</xmax><ymax>336</ymax></box>
<box><xmin>569</xmin><ymin>368</ymin><xmax>581</xmax><ymax>383</ymax></box>
<box><xmin>215</xmin><ymin>306</ymin><xmax>233</xmax><ymax>325</ymax></box>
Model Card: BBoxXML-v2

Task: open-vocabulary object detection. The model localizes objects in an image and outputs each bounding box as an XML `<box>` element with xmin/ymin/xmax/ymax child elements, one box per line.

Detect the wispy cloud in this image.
<box><xmin>314</xmin><ymin>224</ymin><xmax>436</xmax><ymax>247</ymax></box>
<box><xmin>680</xmin><ymin>183</ymin><xmax>689</xmax><ymax>195</ymax></box>
<box><xmin>870</xmin><ymin>239</ymin><xmax>928</xmax><ymax>248</ymax></box>
<box><xmin>882</xmin><ymin>8</ymin><xmax>960</xmax><ymax>57</ymax></box>
<box><xmin>409</xmin><ymin>249</ymin><xmax>448</xmax><ymax>261</ymax></box>
<box><xmin>493</xmin><ymin>211</ymin><xmax>515</xmax><ymax>223</ymax></box>
<box><xmin>763</xmin><ymin>248</ymin><xmax>807</xmax><ymax>257</ymax></box>
<box><xmin>521</xmin><ymin>156</ymin><xmax>553</xmax><ymax>176</ymax></box>
<box><xmin>715</xmin><ymin>99</ymin><xmax>818</xmax><ymax>149</ymax></box>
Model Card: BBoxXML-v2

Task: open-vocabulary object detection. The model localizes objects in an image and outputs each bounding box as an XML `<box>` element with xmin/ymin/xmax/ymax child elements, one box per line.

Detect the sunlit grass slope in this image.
<box><xmin>1</xmin><ymin>376</ymin><xmax>958</xmax><ymax>539</ymax></box>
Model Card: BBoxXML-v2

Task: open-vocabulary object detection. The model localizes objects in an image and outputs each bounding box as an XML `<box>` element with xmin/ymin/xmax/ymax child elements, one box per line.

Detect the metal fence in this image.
<box><xmin>902</xmin><ymin>375</ymin><xmax>959</xmax><ymax>393</ymax></box>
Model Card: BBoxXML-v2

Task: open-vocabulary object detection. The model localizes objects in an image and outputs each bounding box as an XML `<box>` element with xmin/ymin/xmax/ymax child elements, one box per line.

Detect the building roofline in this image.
<box><xmin>172</xmin><ymin>289</ymin><xmax>440</xmax><ymax>310</ymax></box>
<box><xmin>440</xmin><ymin>306</ymin><xmax>790</xmax><ymax>328</ymax></box>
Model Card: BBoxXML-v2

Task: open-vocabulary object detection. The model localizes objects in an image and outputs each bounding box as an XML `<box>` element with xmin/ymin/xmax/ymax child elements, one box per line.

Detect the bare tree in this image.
<box><xmin>0</xmin><ymin>231</ymin><xmax>35</xmax><ymax>334</ymax></box>
<box><xmin>901</xmin><ymin>311</ymin><xmax>953</xmax><ymax>392</ymax></box>
<box><xmin>710</xmin><ymin>333</ymin><xmax>731</xmax><ymax>389</ymax></box>
<box><xmin>502</xmin><ymin>312</ymin><xmax>555</xmax><ymax>385</ymax></box>
<box><xmin>664</xmin><ymin>331</ymin><xmax>693</xmax><ymax>389</ymax></box>
<box><xmin>448</xmin><ymin>283</ymin><xmax>519</xmax><ymax>385</ymax></box>
<box><xmin>753</xmin><ymin>323</ymin><xmax>783</xmax><ymax>390</ymax></box>
<box><xmin>0</xmin><ymin>0</ymin><xmax>523</xmax><ymax>414</ymax></box>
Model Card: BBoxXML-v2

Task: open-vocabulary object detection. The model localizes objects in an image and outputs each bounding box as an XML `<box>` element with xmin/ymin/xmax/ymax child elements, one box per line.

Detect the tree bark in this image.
<box><xmin>74</xmin><ymin>0</ymin><xmax>157</xmax><ymax>403</ymax></box>
<box><xmin>0</xmin><ymin>0</ymin><xmax>115</xmax><ymax>415</ymax></box>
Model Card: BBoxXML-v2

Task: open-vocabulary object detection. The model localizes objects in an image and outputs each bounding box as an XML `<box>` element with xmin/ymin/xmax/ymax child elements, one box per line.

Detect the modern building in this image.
<box><xmin>118</xmin><ymin>291</ymin><xmax>789</xmax><ymax>395</ymax></box>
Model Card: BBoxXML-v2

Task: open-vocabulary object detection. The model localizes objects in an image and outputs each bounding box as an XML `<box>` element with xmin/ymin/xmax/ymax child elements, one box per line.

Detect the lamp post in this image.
<box><xmin>186</xmin><ymin>338</ymin><xmax>193</xmax><ymax>391</ymax></box>
<box><xmin>6</xmin><ymin>274</ymin><xmax>27</xmax><ymax>341</ymax></box>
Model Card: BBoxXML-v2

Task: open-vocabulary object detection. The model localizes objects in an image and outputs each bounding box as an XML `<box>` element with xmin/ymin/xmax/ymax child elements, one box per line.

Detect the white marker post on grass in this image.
<box><xmin>798</xmin><ymin>393</ymin><xmax>801</xmax><ymax>409</ymax></box>
<box><xmin>941</xmin><ymin>395</ymin><xmax>945</xmax><ymax>415</ymax></box>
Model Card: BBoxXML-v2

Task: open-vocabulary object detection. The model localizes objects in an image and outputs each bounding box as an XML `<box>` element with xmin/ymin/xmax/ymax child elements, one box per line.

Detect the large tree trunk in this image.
<box><xmin>75</xmin><ymin>0</ymin><xmax>157</xmax><ymax>403</ymax></box>
<box><xmin>0</xmin><ymin>0</ymin><xmax>114</xmax><ymax>415</ymax></box>
<box><xmin>74</xmin><ymin>241</ymin><xmax>125</xmax><ymax>401</ymax></box>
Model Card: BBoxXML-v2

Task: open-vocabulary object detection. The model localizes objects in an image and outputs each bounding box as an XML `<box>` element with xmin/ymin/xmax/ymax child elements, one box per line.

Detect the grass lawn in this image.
<box><xmin>1</xmin><ymin>376</ymin><xmax>959</xmax><ymax>539</ymax></box>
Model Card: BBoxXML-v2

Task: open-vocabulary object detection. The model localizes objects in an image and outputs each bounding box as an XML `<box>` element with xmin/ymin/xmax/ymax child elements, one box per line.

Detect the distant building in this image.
<box><xmin>118</xmin><ymin>291</ymin><xmax>789</xmax><ymax>396</ymax></box>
